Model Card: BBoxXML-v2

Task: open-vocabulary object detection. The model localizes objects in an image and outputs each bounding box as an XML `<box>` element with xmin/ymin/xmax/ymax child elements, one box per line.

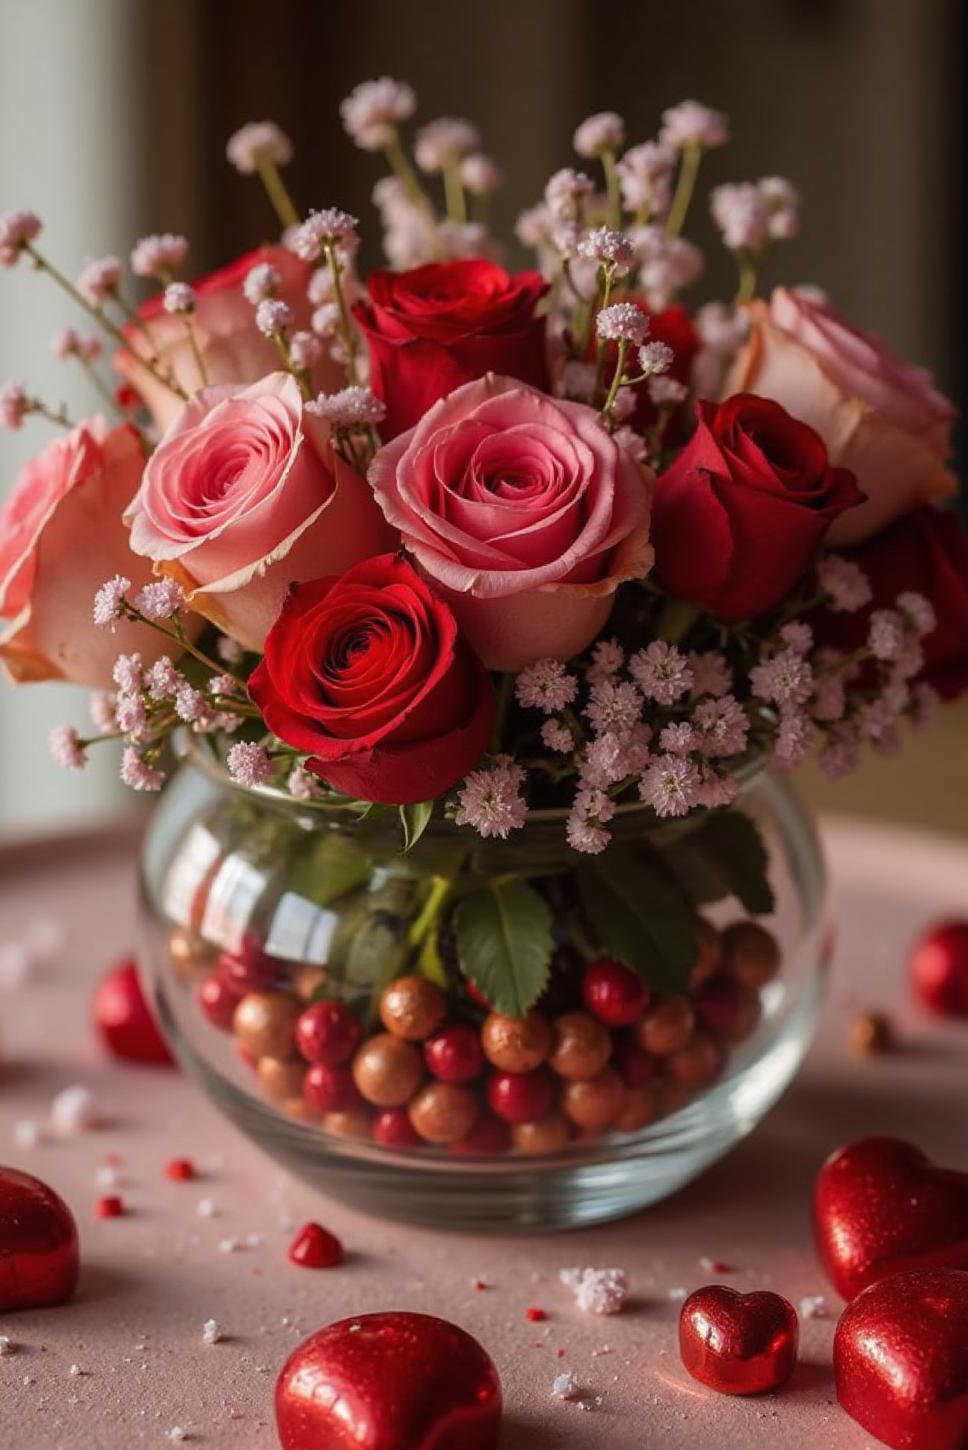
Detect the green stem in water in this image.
<box><xmin>665</xmin><ymin>142</ymin><xmax>702</xmax><ymax>238</ymax></box>
<box><xmin>256</xmin><ymin>159</ymin><xmax>300</xmax><ymax>230</ymax></box>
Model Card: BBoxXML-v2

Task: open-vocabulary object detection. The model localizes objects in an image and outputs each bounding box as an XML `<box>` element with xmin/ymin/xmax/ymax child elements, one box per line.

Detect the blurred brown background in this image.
<box><xmin>1</xmin><ymin>0</ymin><xmax>965</xmax><ymax>837</ymax></box>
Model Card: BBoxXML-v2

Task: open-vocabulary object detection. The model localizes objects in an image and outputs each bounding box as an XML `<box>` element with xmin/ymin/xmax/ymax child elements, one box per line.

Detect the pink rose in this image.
<box><xmin>726</xmin><ymin>287</ymin><xmax>957</xmax><ymax>546</ymax></box>
<box><xmin>368</xmin><ymin>375</ymin><xmax>653</xmax><ymax>669</ymax></box>
<box><xmin>125</xmin><ymin>372</ymin><xmax>394</xmax><ymax>651</ymax></box>
<box><xmin>0</xmin><ymin>420</ymin><xmax>167</xmax><ymax>687</ymax></box>
<box><xmin>114</xmin><ymin>245</ymin><xmax>339</xmax><ymax>433</ymax></box>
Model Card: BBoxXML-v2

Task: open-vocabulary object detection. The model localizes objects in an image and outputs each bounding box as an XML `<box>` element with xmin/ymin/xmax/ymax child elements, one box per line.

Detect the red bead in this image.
<box><xmin>694</xmin><ymin>973</ymin><xmax>760</xmax><ymax>1042</ymax></box>
<box><xmin>295</xmin><ymin>1000</ymin><xmax>362</xmax><ymax>1066</ymax></box>
<box><xmin>835</xmin><ymin>1269</ymin><xmax>968</xmax><ymax>1450</ymax></box>
<box><xmin>288</xmin><ymin>1221</ymin><xmax>343</xmax><ymax>1269</ymax></box>
<box><xmin>612</xmin><ymin>1036</ymin><xmax>659</xmax><ymax>1088</ymax></box>
<box><xmin>679</xmin><ymin>1285</ymin><xmax>798</xmax><ymax>1394</ymax></box>
<box><xmin>95</xmin><ymin>1195</ymin><xmax>125</xmax><ymax>1219</ymax></box>
<box><xmin>423</xmin><ymin>1023</ymin><xmax>485</xmax><ymax>1084</ymax></box>
<box><xmin>813</xmin><ymin>1137</ymin><xmax>968</xmax><ymax>1300</ymax></box>
<box><xmin>372</xmin><ymin>1107</ymin><xmax>424</xmax><ymax>1149</ymax></box>
<box><xmin>92</xmin><ymin>957</ymin><xmax>173</xmax><ymax>1065</ymax></box>
<box><xmin>218</xmin><ymin>936</ymin><xmax>275</xmax><ymax>990</ymax></box>
<box><xmin>303</xmin><ymin>1062</ymin><xmax>360</xmax><ymax>1114</ymax></box>
<box><xmin>485</xmin><ymin>1067</ymin><xmax>555</xmax><ymax>1124</ymax></box>
<box><xmin>910</xmin><ymin>920</ymin><xmax>968</xmax><ymax>1017</ymax></box>
<box><xmin>448</xmin><ymin>1112</ymin><xmax>511</xmax><ymax>1157</ymax></box>
<box><xmin>524</xmin><ymin>1306</ymin><xmax>546</xmax><ymax>1322</ymax></box>
<box><xmin>0</xmin><ymin>1168</ymin><xmax>79</xmax><ymax>1311</ymax></box>
<box><xmin>164</xmin><ymin>1158</ymin><xmax>195</xmax><ymax>1181</ymax></box>
<box><xmin>197</xmin><ymin>971</ymin><xmax>245</xmax><ymax>1031</ymax></box>
<box><xmin>581</xmin><ymin>958</ymin><xmax>648</xmax><ymax>1027</ymax></box>
<box><xmin>275</xmin><ymin>1311</ymin><xmax>502</xmax><ymax>1450</ymax></box>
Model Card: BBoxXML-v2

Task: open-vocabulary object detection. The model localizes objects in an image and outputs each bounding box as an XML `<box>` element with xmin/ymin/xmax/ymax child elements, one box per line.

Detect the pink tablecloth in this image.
<box><xmin>1</xmin><ymin>816</ymin><xmax>967</xmax><ymax>1449</ymax></box>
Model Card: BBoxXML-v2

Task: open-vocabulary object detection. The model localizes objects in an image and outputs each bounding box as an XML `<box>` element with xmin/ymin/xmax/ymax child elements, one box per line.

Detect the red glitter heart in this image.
<box><xmin>678</xmin><ymin>1285</ymin><xmax>798</xmax><ymax>1394</ymax></box>
<box><xmin>813</xmin><ymin>1137</ymin><xmax>968</xmax><ymax>1299</ymax></box>
<box><xmin>835</xmin><ymin>1268</ymin><xmax>968</xmax><ymax>1450</ymax></box>
<box><xmin>0</xmin><ymin>1167</ymin><xmax>79</xmax><ymax>1312</ymax></box>
<box><xmin>276</xmin><ymin>1311</ymin><xmax>501</xmax><ymax>1450</ymax></box>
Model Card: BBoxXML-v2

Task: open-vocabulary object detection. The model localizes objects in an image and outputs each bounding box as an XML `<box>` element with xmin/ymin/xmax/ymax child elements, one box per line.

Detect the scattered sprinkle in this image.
<box><xmin>95</xmin><ymin>1195</ymin><xmax>125</xmax><ymax>1219</ymax></box>
<box><xmin>201</xmin><ymin>1319</ymin><xmax>222</xmax><ymax>1345</ymax></box>
<box><xmin>552</xmin><ymin>1371</ymin><xmax>581</xmax><ymax>1399</ymax></box>
<box><xmin>165</xmin><ymin>1158</ymin><xmax>196</xmax><ymax>1182</ymax></box>
<box><xmin>559</xmin><ymin>1266</ymin><xmax>629</xmax><ymax>1315</ymax></box>
<box><xmin>12</xmin><ymin>1120</ymin><xmax>40</xmax><ymax>1150</ymax></box>
<box><xmin>799</xmin><ymin>1295</ymin><xmax>829</xmax><ymax>1320</ymax></box>
<box><xmin>667</xmin><ymin>1286</ymin><xmax>688</xmax><ymax>1303</ymax></box>
<box><xmin>0</xmin><ymin>1336</ymin><xmax>16</xmax><ymax>1356</ymax></box>
<box><xmin>196</xmin><ymin>1198</ymin><xmax>218</xmax><ymax>1219</ymax></box>
<box><xmin>50</xmin><ymin>1084</ymin><xmax>97</xmax><ymax>1135</ymax></box>
<box><xmin>525</xmin><ymin>1307</ymin><xmax>547</xmax><ymax>1323</ymax></box>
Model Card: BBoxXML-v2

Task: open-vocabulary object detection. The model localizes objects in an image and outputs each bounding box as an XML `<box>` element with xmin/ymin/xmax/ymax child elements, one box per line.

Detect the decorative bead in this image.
<box><xmin>352</xmin><ymin>1033</ymin><xmax>423</xmax><ymax>1106</ymax></box>
<box><xmin>849</xmin><ymin>1011</ymin><xmax>894</xmax><ymax>1055</ymax></box>
<box><xmin>910</xmin><ymin>920</ymin><xmax>968</xmax><ymax>1017</ymax></box>
<box><xmin>92</xmin><ymin>957</ymin><xmax>174</xmax><ymax>1065</ymax></box>
<box><xmin>559</xmin><ymin>1068</ymin><xmax>623</xmax><ymax>1131</ymax></box>
<box><xmin>690</xmin><ymin>918</ymin><xmax>722</xmax><ymax>987</ymax></box>
<box><xmin>275</xmin><ymin>1312</ymin><xmax>502</xmax><ymax>1450</ymax></box>
<box><xmin>288</xmin><ymin>1221</ymin><xmax>343</xmax><ymax>1269</ymax></box>
<box><xmin>95</xmin><ymin>1195</ymin><xmax>125</xmax><ymax>1219</ymax></box>
<box><xmin>197</xmin><ymin>971</ymin><xmax>245</xmax><ymax>1032</ymax></box>
<box><xmin>408</xmin><ymin>1083</ymin><xmax>479</xmax><ymax>1144</ymax></box>
<box><xmin>218</xmin><ymin>936</ymin><xmax>275</xmax><ymax>990</ymax></box>
<box><xmin>424</xmin><ymin>1023</ymin><xmax>486</xmax><ymax>1083</ymax></box>
<box><xmin>282</xmin><ymin>1096</ymin><xmax>319</xmax><ymax>1123</ymax></box>
<box><xmin>233</xmin><ymin>990</ymin><xmax>300</xmax><ymax>1060</ymax></box>
<box><xmin>449</xmin><ymin>1112</ymin><xmax>511</xmax><ymax>1157</ymax></box>
<box><xmin>480</xmin><ymin>1010</ymin><xmax>552</xmax><ymax>1072</ymax></box>
<box><xmin>694</xmin><ymin>975</ymin><xmax>762</xmax><ymax>1043</ymax></box>
<box><xmin>379</xmin><ymin>976</ymin><xmax>446</xmax><ymax>1040</ymax></box>
<box><xmin>295</xmin><ymin>1000</ymin><xmax>362</xmax><ymax>1065</ymax></box>
<box><xmin>548</xmin><ymin>1011</ymin><xmax>612</xmax><ymax>1080</ymax></box>
<box><xmin>611</xmin><ymin>1037</ymin><xmax>659</xmax><ymax>1087</ymax></box>
<box><xmin>581</xmin><ymin>959</ymin><xmax>648</xmax><ymax>1027</ymax></box>
<box><xmin>635</xmin><ymin>995</ymin><xmax>695</xmax><ymax>1055</ymax></box>
<box><xmin>614</xmin><ymin>1084</ymin><xmax>662</xmax><ymax>1133</ymax></box>
<box><xmin>165</xmin><ymin>1158</ymin><xmax>195</xmax><ymax>1181</ymax></box>
<box><xmin>679</xmin><ymin>1286</ymin><xmax>799</xmax><ymax>1394</ymax></box>
<box><xmin>321</xmin><ymin>1108</ymin><xmax>373</xmax><ymax>1141</ymax></box>
<box><xmin>372</xmin><ymin>1107</ymin><xmax>424</xmax><ymax>1149</ymax></box>
<box><xmin>721</xmin><ymin>921</ymin><xmax>781</xmax><ymax>988</ymax></box>
<box><xmin>303</xmin><ymin>1062</ymin><xmax>360</xmax><ymax>1114</ymax></box>
<box><xmin>667</xmin><ymin>1032</ymin><xmax>723</xmax><ymax>1090</ymax></box>
<box><xmin>168</xmin><ymin>927</ymin><xmax>214</xmax><ymax>982</ymax></box>
<box><xmin>257</xmin><ymin>1055</ymin><xmax>307</xmax><ymax>1103</ymax></box>
<box><xmin>486</xmin><ymin>1067</ymin><xmax>555</xmax><ymax>1124</ymax></box>
<box><xmin>292</xmin><ymin>963</ymin><xmax>328</xmax><ymax>1001</ymax></box>
<box><xmin>510</xmin><ymin>1113</ymin><xmax>570</xmax><ymax>1155</ymax></box>
<box><xmin>0</xmin><ymin>1168</ymin><xmax>79</xmax><ymax>1311</ymax></box>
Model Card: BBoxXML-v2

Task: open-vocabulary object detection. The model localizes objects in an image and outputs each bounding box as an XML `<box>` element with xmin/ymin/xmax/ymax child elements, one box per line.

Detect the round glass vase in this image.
<box><xmin>139</xmin><ymin>739</ymin><xmax>829</xmax><ymax>1231</ymax></box>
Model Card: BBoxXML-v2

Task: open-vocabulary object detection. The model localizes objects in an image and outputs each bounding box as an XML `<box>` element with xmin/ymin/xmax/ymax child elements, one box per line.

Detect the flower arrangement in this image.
<box><xmin>2</xmin><ymin>83</ymin><xmax>966</xmax><ymax>1025</ymax></box>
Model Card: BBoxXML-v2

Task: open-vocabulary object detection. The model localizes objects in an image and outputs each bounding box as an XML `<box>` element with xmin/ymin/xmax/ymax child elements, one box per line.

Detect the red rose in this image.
<box><xmin>355</xmin><ymin>258</ymin><xmax>549</xmax><ymax>438</ymax></box>
<box><xmin>651</xmin><ymin>393</ymin><xmax>863</xmax><ymax>621</ymax></box>
<box><xmin>814</xmin><ymin>507</ymin><xmax>968</xmax><ymax>701</ymax></box>
<box><xmin>247</xmin><ymin>555</ymin><xmax>495</xmax><ymax>805</ymax></box>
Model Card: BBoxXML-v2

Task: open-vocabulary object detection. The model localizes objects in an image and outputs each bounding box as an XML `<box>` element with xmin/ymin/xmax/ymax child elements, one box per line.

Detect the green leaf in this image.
<box><xmin>454</xmin><ymin>879</ymin><xmax>553</xmax><ymax>1017</ymax></box>
<box><xmin>288</xmin><ymin>834</ymin><xmax>373</xmax><ymax>907</ymax></box>
<box><xmin>399</xmin><ymin>799</ymin><xmax>434</xmax><ymax>852</ymax></box>
<box><xmin>664</xmin><ymin>810</ymin><xmax>775</xmax><ymax>916</ymax></box>
<box><xmin>578</xmin><ymin>850</ymin><xmax>698</xmax><ymax>993</ymax></box>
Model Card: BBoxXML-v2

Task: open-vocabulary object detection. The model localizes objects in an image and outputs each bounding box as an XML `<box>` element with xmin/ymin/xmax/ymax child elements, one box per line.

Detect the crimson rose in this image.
<box><xmin>355</xmin><ymin>258</ymin><xmax>549</xmax><ymax>438</ymax></box>
<box><xmin>651</xmin><ymin>393</ymin><xmax>863</xmax><ymax>621</ymax></box>
<box><xmin>247</xmin><ymin>555</ymin><xmax>495</xmax><ymax>804</ymax></box>
<box><xmin>814</xmin><ymin>506</ymin><xmax>968</xmax><ymax>701</ymax></box>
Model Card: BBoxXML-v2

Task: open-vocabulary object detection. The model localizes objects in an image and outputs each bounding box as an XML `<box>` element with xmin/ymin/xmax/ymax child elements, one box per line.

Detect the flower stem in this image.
<box><xmin>442</xmin><ymin>164</ymin><xmax>467</xmax><ymax>225</ymax></box>
<box><xmin>666</xmin><ymin>142</ymin><xmax>702</xmax><ymax>238</ymax></box>
<box><xmin>324</xmin><ymin>241</ymin><xmax>359</xmax><ymax>385</ymax></box>
<box><xmin>601</xmin><ymin>148</ymin><xmax>622</xmax><ymax>228</ymax></box>
<box><xmin>383</xmin><ymin>130</ymin><xmax>440</xmax><ymax>250</ymax></box>
<box><xmin>490</xmin><ymin>672</ymin><xmax>515</xmax><ymax>753</ymax></box>
<box><xmin>600</xmin><ymin>338</ymin><xmax>629</xmax><ymax>418</ymax></box>
<box><xmin>256</xmin><ymin>159</ymin><xmax>300</xmax><ymax>230</ymax></box>
<box><xmin>734</xmin><ymin>253</ymin><xmax>758</xmax><ymax>305</ymax></box>
<box><xmin>78</xmin><ymin>359</ymin><xmax>128</xmax><ymax>420</ymax></box>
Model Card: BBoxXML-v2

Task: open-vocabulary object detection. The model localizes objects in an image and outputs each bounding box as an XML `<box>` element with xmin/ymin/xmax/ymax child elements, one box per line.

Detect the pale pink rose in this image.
<box><xmin>114</xmin><ymin>245</ymin><xmax>341</xmax><ymax>433</ymax></box>
<box><xmin>368</xmin><ymin>375</ymin><xmax>654</xmax><ymax>669</ymax></box>
<box><xmin>0</xmin><ymin>420</ymin><xmax>169</xmax><ymax>686</ymax></box>
<box><xmin>125</xmin><ymin>372</ymin><xmax>395</xmax><ymax>651</ymax></box>
<box><xmin>726</xmin><ymin>287</ymin><xmax>957</xmax><ymax>546</ymax></box>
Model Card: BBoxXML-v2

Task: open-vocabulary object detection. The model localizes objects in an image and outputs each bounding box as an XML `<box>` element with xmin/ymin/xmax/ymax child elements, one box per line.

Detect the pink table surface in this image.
<box><xmin>1</xmin><ymin>815</ymin><xmax>967</xmax><ymax>1450</ymax></box>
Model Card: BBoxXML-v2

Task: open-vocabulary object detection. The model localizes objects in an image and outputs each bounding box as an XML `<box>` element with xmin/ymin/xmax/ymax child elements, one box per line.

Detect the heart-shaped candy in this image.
<box><xmin>275</xmin><ymin>1311</ymin><xmax>502</xmax><ymax>1450</ymax></box>
<box><xmin>0</xmin><ymin>1166</ymin><xmax>79</xmax><ymax>1312</ymax></box>
<box><xmin>835</xmin><ymin>1268</ymin><xmax>968</xmax><ymax>1450</ymax></box>
<box><xmin>813</xmin><ymin>1137</ymin><xmax>968</xmax><ymax>1299</ymax></box>
<box><xmin>679</xmin><ymin>1285</ymin><xmax>798</xmax><ymax>1394</ymax></box>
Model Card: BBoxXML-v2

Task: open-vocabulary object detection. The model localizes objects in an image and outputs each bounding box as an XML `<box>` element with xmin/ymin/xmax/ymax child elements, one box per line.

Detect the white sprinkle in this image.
<box><xmin>552</xmin><ymin>1371</ymin><xmax>581</xmax><ymax>1400</ymax></box>
<box><xmin>0</xmin><ymin>941</ymin><xmax>33</xmax><ymax>989</ymax></box>
<box><xmin>168</xmin><ymin>1429</ymin><xmax>191</xmax><ymax>1443</ymax></box>
<box><xmin>196</xmin><ymin>1197</ymin><xmax>218</xmax><ymax>1219</ymax></box>
<box><xmin>559</xmin><ymin>1266</ymin><xmax>629</xmax><ymax>1316</ymax></box>
<box><xmin>68</xmin><ymin>1363</ymin><xmax>82</xmax><ymax>1376</ymax></box>
<box><xmin>0</xmin><ymin>1335</ymin><xmax>16</xmax><ymax>1356</ymax></box>
<box><xmin>667</xmin><ymin>1286</ymin><xmax>688</xmax><ymax>1302</ymax></box>
<box><xmin>95</xmin><ymin>1165</ymin><xmax>120</xmax><ymax>1190</ymax></box>
<box><xmin>201</xmin><ymin>1319</ymin><xmax>222</xmax><ymax>1345</ymax></box>
<box><xmin>218</xmin><ymin>1237</ymin><xmax>241</xmax><ymax>1254</ymax></box>
<box><xmin>13</xmin><ymin>1121</ymin><xmax>40</xmax><ymax>1150</ymax></box>
<box><xmin>50</xmin><ymin>1085</ymin><xmax>97</xmax><ymax>1135</ymax></box>
<box><xmin>799</xmin><ymin>1294</ymin><xmax>828</xmax><ymax>1320</ymax></box>
<box><xmin>244</xmin><ymin>1233</ymin><xmax>262</xmax><ymax>1249</ymax></box>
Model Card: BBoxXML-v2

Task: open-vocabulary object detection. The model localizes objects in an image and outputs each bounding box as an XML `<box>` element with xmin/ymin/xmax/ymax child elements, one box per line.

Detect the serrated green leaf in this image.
<box><xmin>399</xmin><ymin>799</ymin><xmax>434</xmax><ymax>852</ymax></box>
<box><xmin>578</xmin><ymin>851</ymin><xmax>697</xmax><ymax>993</ymax></box>
<box><xmin>454</xmin><ymin>879</ymin><xmax>553</xmax><ymax>1017</ymax></box>
<box><xmin>664</xmin><ymin>810</ymin><xmax>775</xmax><ymax>916</ymax></box>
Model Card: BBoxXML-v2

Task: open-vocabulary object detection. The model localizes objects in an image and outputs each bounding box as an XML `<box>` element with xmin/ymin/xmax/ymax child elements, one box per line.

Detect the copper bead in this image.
<box><xmin>481</xmin><ymin>1010</ymin><xmax>552</xmax><ymax>1073</ymax></box>
<box><xmin>722</xmin><ymin>922</ymin><xmax>781</xmax><ymax>988</ymax></box>
<box><xmin>257</xmin><ymin>1055</ymin><xmax>306</xmax><ymax>1103</ymax></box>
<box><xmin>408</xmin><ymin>1083</ymin><xmax>479</xmax><ymax>1144</ymax></box>
<box><xmin>352</xmin><ymin>1033</ymin><xmax>423</xmax><ymax>1106</ymax></box>
<box><xmin>667</xmin><ymin>1032</ymin><xmax>723</xmax><ymax>1091</ymax></box>
<box><xmin>849</xmin><ymin>1011</ymin><xmax>894</xmax><ymax>1055</ymax></box>
<box><xmin>548</xmin><ymin>1011</ymin><xmax>612</xmax><ymax>1081</ymax></box>
<box><xmin>168</xmin><ymin>927</ymin><xmax>214</xmax><ymax>983</ymax></box>
<box><xmin>233</xmin><ymin>990</ymin><xmax>300</xmax><ymax>1060</ymax></box>
<box><xmin>510</xmin><ymin>1112</ymin><xmax>570</xmax><ymax>1155</ymax></box>
<box><xmin>636</xmin><ymin>995</ymin><xmax>695</xmax><ymax>1056</ymax></box>
<box><xmin>690</xmin><ymin>918</ymin><xmax>722</xmax><ymax>988</ymax></box>
<box><xmin>379</xmin><ymin>976</ymin><xmax>446</xmax><ymax>1041</ymax></box>
<box><xmin>292</xmin><ymin>963</ymin><xmax>328</xmax><ymax>1002</ymax></box>
<box><xmin>614</xmin><ymin>1084</ymin><xmax>662</xmax><ymax>1133</ymax></box>
<box><xmin>322</xmin><ymin>1108</ymin><xmax>373</xmax><ymax>1141</ymax></box>
<box><xmin>559</xmin><ymin>1068</ymin><xmax>623</xmax><ymax>1130</ymax></box>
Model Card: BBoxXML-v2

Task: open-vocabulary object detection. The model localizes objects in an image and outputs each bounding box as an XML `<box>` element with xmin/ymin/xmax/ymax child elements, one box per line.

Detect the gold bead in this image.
<box><xmin>233</xmin><ymin>990</ymin><xmax>299</xmax><ymax>1060</ymax></box>
<box><xmin>667</xmin><ymin>1032</ymin><xmax>723</xmax><ymax>1091</ymax></box>
<box><xmin>511</xmin><ymin>1112</ymin><xmax>570</xmax><ymax>1156</ymax></box>
<box><xmin>559</xmin><ymin>1068</ymin><xmax>623</xmax><ymax>1131</ymax></box>
<box><xmin>408</xmin><ymin>1083</ymin><xmax>479</xmax><ymax>1144</ymax></box>
<box><xmin>322</xmin><ymin>1108</ymin><xmax>372</xmax><ymax>1141</ymax></box>
<box><xmin>690</xmin><ymin>918</ymin><xmax>722</xmax><ymax>988</ymax></box>
<box><xmin>635</xmin><ymin>995</ymin><xmax>695</xmax><ymax>1056</ymax></box>
<box><xmin>292</xmin><ymin>964</ymin><xmax>328</xmax><ymax>1002</ymax></box>
<box><xmin>548</xmin><ymin>1011</ymin><xmax>612</xmax><ymax>1081</ymax></box>
<box><xmin>722</xmin><ymin>921</ymin><xmax>781</xmax><ymax>988</ymax></box>
<box><xmin>849</xmin><ymin>1011</ymin><xmax>894</xmax><ymax>1056</ymax></box>
<box><xmin>379</xmin><ymin>976</ymin><xmax>446</xmax><ymax>1041</ymax></box>
<box><xmin>614</xmin><ymin>1084</ymin><xmax>662</xmax><ymax>1134</ymax></box>
<box><xmin>481</xmin><ymin>1010</ymin><xmax>552</xmax><ymax>1072</ymax></box>
<box><xmin>168</xmin><ymin>927</ymin><xmax>214</xmax><ymax>983</ymax></box>
<box><xmin>352</xmin><ymin>1032</ymin><xmax>423</xmax><ymax>1106</ymax></box>
<box><xmin>256</xmin><ymin>1055</ymin><xmax>306</xmax><ymax>1104</ymax></box>
<box><xmin>281</xmin><ymin>1095</ymin><xmax>319</xmax><ymax>1123</ymax></box>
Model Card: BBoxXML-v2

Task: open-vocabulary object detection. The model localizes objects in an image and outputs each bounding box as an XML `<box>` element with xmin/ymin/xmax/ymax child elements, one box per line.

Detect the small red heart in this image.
<box><xmin>678</xmin><ymin>1285</ymin><xmax>798</xmax><ymax>1395</ymax></box>
<box><xmin>813</xmin><ymin>1137</ymin><xmax>968</xmax><ymax>1299</ymax></box>
<box><xmin>834</xmin><ymin>1268</ymin><xmax>968</xmax><ymax>1450</ymax></box>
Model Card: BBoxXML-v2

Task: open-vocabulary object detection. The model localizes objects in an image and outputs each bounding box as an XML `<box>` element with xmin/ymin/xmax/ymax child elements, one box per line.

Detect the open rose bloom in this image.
<box><xmin>0</xmin><ymin>82</ymin><xmax>964</xmax><ymax>841</ymax></box>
